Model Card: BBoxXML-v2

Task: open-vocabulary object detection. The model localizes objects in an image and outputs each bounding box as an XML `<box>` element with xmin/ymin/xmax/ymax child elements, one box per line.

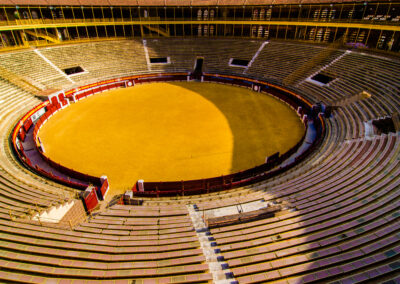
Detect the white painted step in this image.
<box><xmin>33</xmin><ymin>200</ymin><xmax>74</xmax><ymax>223</ymax></box>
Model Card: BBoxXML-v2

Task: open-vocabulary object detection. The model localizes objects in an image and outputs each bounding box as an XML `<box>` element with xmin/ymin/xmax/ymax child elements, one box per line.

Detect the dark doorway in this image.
<box><xmin>194</xmin><ymin>58</ymin><xmax>203</xmax><ymax>73</ymax></box>
<box><xmin>193</xmin><ymin>58</ymin><xmax>204</xmax><ymax>80</ymax></box>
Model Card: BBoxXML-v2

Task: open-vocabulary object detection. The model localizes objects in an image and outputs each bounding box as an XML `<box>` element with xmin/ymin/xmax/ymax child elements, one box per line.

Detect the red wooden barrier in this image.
<box><xmin>80</xmin><ymin>186</ymin><xmax>98</xmax><ymax>212</ymax></box>
<box><xmin>96</xmin><ymin>176</ymin><xmax>109</xmax><ymax>200</ymax></box>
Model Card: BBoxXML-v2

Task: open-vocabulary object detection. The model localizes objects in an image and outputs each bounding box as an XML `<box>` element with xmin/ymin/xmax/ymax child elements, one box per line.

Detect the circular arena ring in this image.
<box><xmin>12</xmin><ymin>73</ymin><xmax>324</xmax><ymax>202</ymax></box>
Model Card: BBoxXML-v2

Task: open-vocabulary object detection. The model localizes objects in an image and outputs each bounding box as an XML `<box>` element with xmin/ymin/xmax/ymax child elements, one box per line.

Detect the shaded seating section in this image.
<box><xmin>246</xmin><ymin>41</ymin><xmax>329</xmax><ymax>84</ymax></box>
<box><xmin>295</xmin><ymin>52</ymin><xmax>400</xmax><ymax>146</ymax></box>
<box><xmin>209</xmin><ymin>133</ymin><xmax>400</xmax><ymax>283</ymax></box>
<box><xmin>298</xmin><ymin>51</ymin><xmax>400</xmax><ymax>114</ymax></box>
<box><xmin>146</xmin><ymin>38</ymin><xmax>264</xmax><ymax>76</ymax></box>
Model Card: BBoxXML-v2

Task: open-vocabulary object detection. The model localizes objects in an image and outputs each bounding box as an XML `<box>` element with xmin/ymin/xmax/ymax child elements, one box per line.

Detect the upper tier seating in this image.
<box><xmin>39</xmin><ymin>39</ymin><xmax>148</xmax><ymax>86</ymax></box>
<box><xmin>0</xmin><ymin>39</ymin><xmax>398</xmax><ymax>283</ymax></box>
<box><xmin>145</xmin><ymin>38</ymin><xmax>264</xmax><ymax>75</ymax></box>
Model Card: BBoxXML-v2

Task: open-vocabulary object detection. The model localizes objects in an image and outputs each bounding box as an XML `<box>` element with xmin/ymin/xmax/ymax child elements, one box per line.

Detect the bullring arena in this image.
<box><xmin>38</xmin><ymin>82</ymin><xmax>304</xmax><ymax>193</ymax></box>
<box><xmin>0</xmin><ymin>1</ymin><xmax>399</xmax><ymax>283</ymax></box>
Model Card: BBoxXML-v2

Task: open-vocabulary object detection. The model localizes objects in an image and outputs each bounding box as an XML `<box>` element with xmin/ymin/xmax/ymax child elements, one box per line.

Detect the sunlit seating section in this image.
<box><xmin>39</xmin><ymin>40</ymin><xmax>148</xmax><ymax>86</ymax></box>
<box><xmin>0</xmin><ymin>50</ymin><xmax>71</xmax><ymax>89</ymax></box>
<box><xmin>0</xmin><ymin>204</ymin><xmax>212</xmax><ymax>283</ymax></box>
<box><xmin>0</xmin><ymin>79</ymin><xmax>71</xmax><ymax>220</ymax></box>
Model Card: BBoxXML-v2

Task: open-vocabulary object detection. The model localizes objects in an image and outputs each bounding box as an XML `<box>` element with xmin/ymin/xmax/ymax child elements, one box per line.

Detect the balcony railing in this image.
<box><xmin>0</xmin><ymin>16</ymin><xmax>399</xmax><ymax>27</ymax></box>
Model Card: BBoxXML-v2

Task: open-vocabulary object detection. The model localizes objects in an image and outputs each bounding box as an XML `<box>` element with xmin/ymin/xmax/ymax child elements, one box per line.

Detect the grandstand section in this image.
<box><xmin>0</xmin><ymin>0</ymin><xmax>399</xmax><ymax>283</ymax></box>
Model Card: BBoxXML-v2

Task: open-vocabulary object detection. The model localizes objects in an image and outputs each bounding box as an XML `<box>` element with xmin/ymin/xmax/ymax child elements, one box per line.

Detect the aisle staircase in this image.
<box><xmin>187</xmin><ymin>204</ymin><xmax>236</xmax><ymax>284</ymax></box>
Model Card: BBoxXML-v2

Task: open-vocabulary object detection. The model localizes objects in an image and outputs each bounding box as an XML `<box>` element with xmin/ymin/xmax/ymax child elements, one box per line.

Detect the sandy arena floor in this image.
<box><xmin>38</xmin><ymin>82</ymin><xmax>305</xmax><ymax>195</ymax></box>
